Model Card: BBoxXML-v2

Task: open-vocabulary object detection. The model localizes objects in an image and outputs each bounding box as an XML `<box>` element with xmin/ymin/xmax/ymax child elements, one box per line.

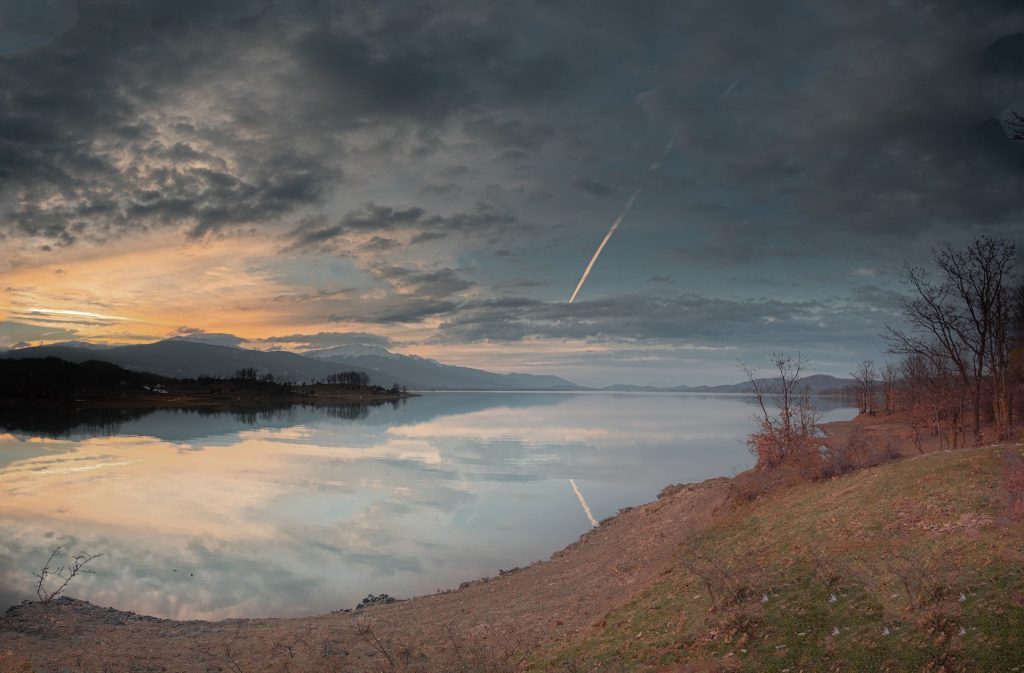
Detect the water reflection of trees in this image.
<box><xmin>0</xmin><ymin>401</ymin><xmax>398</xmax><ymax>439</ymax></box>
<box><xmin>0</xmin><ymin>407</ymin><xmax>155</xmax><ymax>438</ymax></box>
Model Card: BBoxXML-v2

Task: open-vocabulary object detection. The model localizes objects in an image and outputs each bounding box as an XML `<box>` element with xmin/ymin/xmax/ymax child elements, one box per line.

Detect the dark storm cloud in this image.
<box><xmin>294</xmin><ymin>12</ymin><xmax>571</xmax><ymax>123</ymax></box>
<box><xmin>634</xmin><ymin>2</ymin><xmax>1024</xmax><ymax>257</ymax></box>
<box><xmin>463</xmin><ymin>117</ymin><xmax>555</xmax><ymax>149</ymax></box>
<box><xmin>168</xmin><ymin>327</ymin><xmax>246</xmax><ymax>348</ymax></box>
<box><xmin>0</xmin><ymin>0</ymin><xmax>567</xmax><ymax>247</ymax></box>
<box><xmin>341</xmin><ymin>204</ymin><xmax>428</xmax><ymax>232</ymax></box>
<box><xmin>0</xmin><ymin>0</ymin><xmax>339</xmax><ymax>245</ymax></box>
<box><xmin>369</xmin><ymin>266</ymin><xmax>477</xmax><ymax>297</ymax></box>
<box><xmin>0</xmin><ymin>1</ymin><xmax>78</xmax><ymax>55</ymax></box>
<box><xmin>847</xmin><ymin>285</ymin><xmax>907</xmax><ymax>312</ymax></box>
<box><xmin>328</xmin><ymin>298</ymin><xmax>459</xmax><ymax>325</ymax></box>
<box><xmin>255</xmin><ymin>331</ymin><xmax>392</xmax><ymax>349</ymax></box>
<box><xmin>360</xmin><ymin>236</ymin><xmax>401</xmax><ymax>252</ymax></box>
<box><xmin>430</xmin><ymin>291</ymin><xmax>900</xmax><ymax>351</ymax></box>
<box><xmin>305</xmin><ymin>266</ymin><xmax>476</xmax><ymax>325</ymax></box>
<box><xmin>5</xmin><ymin>0</ymin><xmax>1019</xmax><ymax>255</ymax></box>
<box><xmin>283</xmin><ymin>202</ymin><xmax>518</xmax><ymax>252</ymax></box>
<box><xmin>410</xmin><ymin>230</ymin><xmax>450</xmax><ymax>244</ymax></box>
<box><xmin>571</xmin><ymin>176</ymin><xmax>615</xmax><ymax>197</ymax></box>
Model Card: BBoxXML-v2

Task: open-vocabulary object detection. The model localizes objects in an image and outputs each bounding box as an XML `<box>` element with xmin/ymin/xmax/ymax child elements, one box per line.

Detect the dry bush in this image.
<box><xmin>746</xmin><ymin>417</ymin><xmax>823</xmax><ymax>478</ymax></box>
<box><xmin>811</xmin><ymin>553</ymin><xmax>851</xmax><ymax>593</ymax></box>
<box><xmin>860</xmin><ymin>553</ymin><xmax>966</xmax><ymax>613</ymax></box>
<box><xmin>1000</xmin><ymin>449</ymin><xmax>1024</xmax><ymax>524</ymax></box>
<box><xmin>679</xmin><ymin>553</ymin><xmax>772</xmax><ymax>612</ymax></box>
<box><xmin>355</xmin><ymin>622</ymin><xmax>526</xmax><ymax>673</ymax></box>
<box><xmin>32</xmin><ymin>545</ymin><xmax>103</xmax><ymax>607</ymax></box>
<box><xmin>821</xmin><ymin>428</ymin><xmax>901</xmax><ymax>477</ymax></box>
<box><xmin>729</xmin><ymin>467</ymin><xmax>803</xmax><ymax>502</ymax></box>
<box><xmin>553</xmin><ymin>654</ymin><xmax>629</xmax><ymax>673</ymax></box>
<box><xmin>0</xmin><ymin>653</ymin><xmax>37</xmax><ymax>673</ymax></box>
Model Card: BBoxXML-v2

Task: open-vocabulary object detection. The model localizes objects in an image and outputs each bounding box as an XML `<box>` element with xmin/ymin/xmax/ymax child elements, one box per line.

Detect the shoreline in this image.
<box><xmin>0</xmin><ymin>411</ymin><xmax>867</xmax><ymax>669</ymax></box>
<box><xmin>1</xmin><ymin>412</ymin><xmax>861</xmax><ymax>621</ymax></box>
<box><xmin>1</xmin><ymin>412</ymin><xmax>862</xmax><ymax>619</ymax></box>
<box><xmin>6</xmin><ymin>409</ymin><xmax>1018</xmax><ymax>671</ymax></box>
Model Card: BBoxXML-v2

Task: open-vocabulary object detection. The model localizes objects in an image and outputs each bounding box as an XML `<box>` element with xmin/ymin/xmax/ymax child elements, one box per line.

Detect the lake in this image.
<box><xmin>0</xmin><ymin>393</ymin><xmax>855</xmax><ymax>619</ymax></box>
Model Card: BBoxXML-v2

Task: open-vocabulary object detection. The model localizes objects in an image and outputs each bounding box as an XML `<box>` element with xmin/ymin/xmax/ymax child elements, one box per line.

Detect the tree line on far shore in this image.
<box><xmin>0</xmin><ymin>358</ymin><xmax>407</xmax><ymax>401</ymax></box>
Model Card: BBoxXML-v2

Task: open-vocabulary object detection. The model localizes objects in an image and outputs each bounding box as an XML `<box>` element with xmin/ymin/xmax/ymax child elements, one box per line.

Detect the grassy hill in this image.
<box><xmin>551</xmin><ymin>444</ymin><xmax>1024</xmax><ymax>672</ymax></box>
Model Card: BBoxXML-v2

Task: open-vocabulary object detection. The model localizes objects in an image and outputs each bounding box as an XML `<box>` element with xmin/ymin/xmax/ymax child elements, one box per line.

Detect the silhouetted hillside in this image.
<box><xmin>0</xmin><ymin>358</ymin><xmax>166</xmax><ymax>401</ymax></box>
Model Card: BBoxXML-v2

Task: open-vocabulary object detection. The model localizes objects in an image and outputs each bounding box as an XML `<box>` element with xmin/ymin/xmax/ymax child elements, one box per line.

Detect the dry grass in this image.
<box><xmin>557</xmin><ymin>444</ymin><xmax>1024</xmax><ymax>672</ymax></box>
<box><xmin>0</xmin><ymin>654</ymin><xmax>36</xmax><ymax>673</ymax></box>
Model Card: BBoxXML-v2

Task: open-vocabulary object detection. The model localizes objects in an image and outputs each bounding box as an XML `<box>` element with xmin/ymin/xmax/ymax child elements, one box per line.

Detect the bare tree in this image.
<box><xmin>899</xmin><ymin>353</ymin><xmax>962</xmax><ymax>451</ymax></box>
<box><xmin>742</xmin><ymin>352</ymin><xmax>822</xmax><ymax>475</ymax></box>
<box><xmin>33</xmin><ymin>545</ymin><xmax>103</xmax><ymax>607</ymax></box>
<box><xmin>887</xmin><ymin>236</ymin><xmax>1017</xmax><ymax>444</ymax></box>
<box><xmin>851</xmin><ymin>360</ymin><xmax>878</xmax><ymax>415</ymax></box>
<box><xmin>1011</xmin><ymin>282</ymin><xmax>1024</xmax><ymax>430</ymax></box>
<box><xmin>881</xmin><ymin>362</ymin><xmax>899</xmax><ymax>415</ymax></box>
<box><xmin>936</xmin><ymin>236</ymin><xmax>1016</xmax><ymax>441</ymax></box>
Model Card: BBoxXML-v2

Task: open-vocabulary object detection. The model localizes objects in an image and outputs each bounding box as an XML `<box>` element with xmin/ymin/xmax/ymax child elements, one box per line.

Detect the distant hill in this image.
<box><xmin>0</xmin><ymin>340</ymin><xmax>582</xmax><ymax>391</ymax></box>
<box><xmin>0</xmin><ymin>357</ymin><xmax>167</xmax><ymax>401</ymax></box>
<box><xmin>1</xmin><ymin>340</ymin><xmax>346</xmax><ymax>383</ymax></box>
<box><xmin>1</xmin><ymin>340</ymin><xmax>854</xmax><ymax>393</ymax></box>
<box><xmin>602</xmin><ymin>373</ymin><xmax>854</xmax><ymax>395</ymax></box>
<box><xmin>304</xmin><ymin>343</ymin><xmax>582</xmax><ymax>391</ymax></box>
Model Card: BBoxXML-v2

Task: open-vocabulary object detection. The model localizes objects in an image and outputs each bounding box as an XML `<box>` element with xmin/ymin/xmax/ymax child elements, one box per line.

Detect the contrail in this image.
<box><xmin>567</xmin><ymin>137</ymin><xmax>674</xmax><ymax>304</ymax></box>
<box><xmin>567</xmin><ymin>76</ymin><xmax>743</xmax><ymax>304</ymax></box>
<box><xmin>569</xmin><ymin>478</ymin><xmax>599</xmax><ymax>527</ymax></box>
<box><xmin>716</xmin><ymin>75</ymin><xmax>744</xmax><ymax>102</ymax></box>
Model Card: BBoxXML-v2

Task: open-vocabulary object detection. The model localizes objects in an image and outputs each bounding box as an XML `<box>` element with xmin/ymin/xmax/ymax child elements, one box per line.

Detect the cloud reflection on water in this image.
<box><xmin>0</xmin><ymin>393</ymin><xmax>855</xmax><ymax>618</ymax></box>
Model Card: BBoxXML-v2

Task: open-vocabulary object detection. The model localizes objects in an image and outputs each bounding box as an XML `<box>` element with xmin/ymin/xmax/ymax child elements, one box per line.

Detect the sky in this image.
<box><xmin>0</xmin><ymin>0</ymin><xmax>1022</xmax><ymax>386</ymax></box>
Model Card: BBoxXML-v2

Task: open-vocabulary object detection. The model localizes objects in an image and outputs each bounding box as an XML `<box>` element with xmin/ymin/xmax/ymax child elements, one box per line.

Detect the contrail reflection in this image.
<box><xmin>569</xmin><ymin>478</ymin><xmax>599</xmax><ymax>527</ymax></box>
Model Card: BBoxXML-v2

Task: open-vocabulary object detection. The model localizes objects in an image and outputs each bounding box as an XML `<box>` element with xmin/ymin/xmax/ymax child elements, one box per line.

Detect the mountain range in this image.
<box><xmin>0</xmin><ymin>340</ymin><xmax>856</xmax><ymax>393</ymax></box>
<box><xmin>0</xmin><ymin>340</ymin><xmax>579</xmax><ymax>391</ymax></box>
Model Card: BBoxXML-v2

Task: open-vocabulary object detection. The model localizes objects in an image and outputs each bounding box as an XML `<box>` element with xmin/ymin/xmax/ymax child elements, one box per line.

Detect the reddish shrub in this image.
<box><xmin>1000</xmin><ymin>449</ymin><xmax>1024</xmax><ymax>524</ymax></box>
<box><xmin>821</xmin><ymin>428</ymin><xmax>901</xmax><ymax>477</ymax></box>
<box><xmin>730</xmin><ymin>467</ymin><xmax>803</xmax><ymax>502</ymax></box>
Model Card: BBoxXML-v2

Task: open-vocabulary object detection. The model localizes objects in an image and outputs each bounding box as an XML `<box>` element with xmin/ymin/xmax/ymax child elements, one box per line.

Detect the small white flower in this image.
<box><xmin>761</xmin><ymin>593</ymin><xmax>769</xmax><ymax>603</ymax></box>
<box><xmin>881</xmin><ymin>626</ymin><xmax>890</xmax><ymax>636</ymax></box>
<box><xmin>959</xmin><ymin>626</ymin><xmax>967</xmax><ymax>636</ymax></box>
<box><xmin>829</xmin><ymin>593</ymin><xmax>837</xmax><ymax>603</ymax></box>
<box><xmin>959</xmin><ymin>592</ymin><xmax>966</xmax><ymax>602</ymax></box>
<box><xmin>831</xmin><ymin>626</ymin><xmax>840</xmax><ymax>636</ymax></box>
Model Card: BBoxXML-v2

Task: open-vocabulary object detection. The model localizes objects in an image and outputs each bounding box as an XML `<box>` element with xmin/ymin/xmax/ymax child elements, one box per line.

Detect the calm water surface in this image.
<box><xmin>0</xmin><ymin>393</ymin><xmax>855</xmax><ymax>619</ymax></box>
